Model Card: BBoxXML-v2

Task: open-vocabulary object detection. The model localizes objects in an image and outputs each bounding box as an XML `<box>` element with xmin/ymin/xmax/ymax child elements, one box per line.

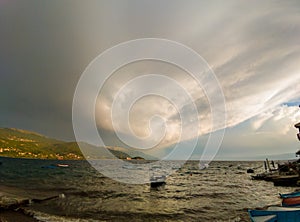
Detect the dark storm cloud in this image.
<box><xmin>0</xmin><ymin>1</ymin><xmax>87</xmax><ymax>139</ymax></box>
<box><xmin>0</xmin><ymin>0</ymin><xmax>300</xmax><ymax>159</ymax></box>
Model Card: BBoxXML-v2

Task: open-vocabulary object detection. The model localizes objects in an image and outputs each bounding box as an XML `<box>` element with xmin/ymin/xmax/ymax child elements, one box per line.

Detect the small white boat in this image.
<box><xmin>122</xmin><ymin>165</ymin><xmax>137</xmax><ymax>170</ymax></box>
<box><xmin>56</xmin><ymin>164</ymin><xmax>69</xmax><ymax>168</ymax></box>
<box><xmin>199</xmin><ymin>163</ymin><xmax>209</xmax><ymax>170</ymax></box>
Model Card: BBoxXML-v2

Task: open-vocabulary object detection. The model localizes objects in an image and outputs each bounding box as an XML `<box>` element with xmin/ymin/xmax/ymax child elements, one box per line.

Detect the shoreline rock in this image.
<box><xmin>0</xmin><ymin>208</ymin><xmax>40</xmax><ymax>222</ymax></box>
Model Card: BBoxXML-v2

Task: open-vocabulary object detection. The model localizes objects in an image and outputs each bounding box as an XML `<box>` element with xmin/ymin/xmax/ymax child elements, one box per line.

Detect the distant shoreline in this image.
<box><xmin>0</xmin><ymin>156</ymin><xmax>270</xmax><ymax>162</ymax></box>
<box><xmin>0</xmin><ymin>155</ymin><xmax>83</xmax><ymax>161</ymax></box>
<box><xmin>1</xmin><ymin>154</ymin><xmax>297</xmax><ymax>162</ymax></box>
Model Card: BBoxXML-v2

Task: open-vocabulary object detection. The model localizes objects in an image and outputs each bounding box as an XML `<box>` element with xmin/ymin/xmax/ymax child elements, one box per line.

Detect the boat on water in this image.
<box><xmin>252</xmin><ymin>173</ymin><xmax>299</xmax><ymax>186</ymax></box>
<box><xmin>56</xmin><ymin>164</ymin><xmax>69</xmax><ymax>168</ymax></box>
<box><xmin>122</xmin><ymin>165</ymin><xmax>136</xmax><ymax>170</ymax></box>
<box><xmin>41</xmin><ymin>165</ymin><xmax>57</xmax><ymax>169</ymax></box>
<box><xmin>42</xmin><ymin>164</ymin><xmax>69</xmax><ymax>169</ymax></box>
<box><xmin>267</xmin><ymin>206</ymin><xmax>300</xmax><ymax>211</ymax></box>
<box><xmin>248</xmin><ymin>208</ymin><xmax>300</xmax><ymax>222</ymax></box>
<box><xmin>150</xmin><ymin>175</ymin><xmax>166</xmax><ymax>188</ymax></box>
<box><xmin>199</xmin><ymin>163</ymin><xmax>209</xmax><ymax>170</ymax></box>
<box><xmin>251</xmin><ymin>172</ymin><xmax>279</xmax><ymax>181</ymax></box>
<box><xmin>282</xmin><ymin>196</ymin><xmax>300</xmax><ymax>207</ymax></box>
<box><xmin>280</xmin><ymin>191</ymin><xmax>300</xmax><ymax>199</ymax></box>
<box><xmin>272</xmin><ymin>175</ymin><xmax>299</xmax><ymax>187</ymax></box>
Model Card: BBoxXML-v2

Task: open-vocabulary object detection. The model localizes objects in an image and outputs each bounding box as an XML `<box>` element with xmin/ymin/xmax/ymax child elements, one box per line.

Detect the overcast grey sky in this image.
<box><xmin>1</xmin><ymin>0</ymin><xmax>300</xmax><ymax>159</ymax></box>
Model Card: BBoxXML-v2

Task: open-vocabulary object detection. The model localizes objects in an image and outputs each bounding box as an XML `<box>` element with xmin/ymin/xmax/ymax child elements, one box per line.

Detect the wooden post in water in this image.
<box><xmin>266</xmin><ymin>158</ymin><xmax>271</xmax><ymax>172</ymax></box>
<box><xmin>264</xmin><ymin>161</ymin><xmax>267</xmax><ymax>171</ymax></box>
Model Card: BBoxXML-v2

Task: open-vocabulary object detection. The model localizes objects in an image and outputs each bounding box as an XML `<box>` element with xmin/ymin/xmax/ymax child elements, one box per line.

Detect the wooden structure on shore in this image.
<box><xmin>248</xmin><ymin>106</ymin><xmax>300</xmax><ymax>221</ymax></box>
<box><xmin>295</xmin><ymin>122</ymin><xmax>300</xmax><ymax>146</ymax></box>
<box><xmin>251</xmin><ymin>106</ymin><xmax>300</xmax><ymax>187</ymax></box>
<box><xmin>295</xmin><ymin>105</ymin><xmax>300</xmax><ymax>142</ymax></box>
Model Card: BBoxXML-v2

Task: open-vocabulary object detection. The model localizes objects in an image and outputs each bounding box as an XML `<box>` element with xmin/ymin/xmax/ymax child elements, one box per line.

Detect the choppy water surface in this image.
<box><xmin>0</xmin><ymin>157</ymin><xmax>296</xmax><ymax>221</ymax></box>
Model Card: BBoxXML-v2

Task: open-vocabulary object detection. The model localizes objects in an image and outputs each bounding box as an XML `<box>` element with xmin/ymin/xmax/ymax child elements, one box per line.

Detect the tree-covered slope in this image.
<box><xmin>0</xmin><ymin>128</ymin><xmax>133</xmax><ymax>160</ymax></box>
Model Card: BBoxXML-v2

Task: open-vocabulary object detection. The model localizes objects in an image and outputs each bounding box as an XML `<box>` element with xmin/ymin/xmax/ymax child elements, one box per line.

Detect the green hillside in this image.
<box><xmin>0</xmin><ymin>128</ymin><xmax>81</xmax><ymax>159</ymax></box>
<box><xmin>0</xmin><ymin>128</ymin><xmax>131</xmax><ymax>160</ymax></box>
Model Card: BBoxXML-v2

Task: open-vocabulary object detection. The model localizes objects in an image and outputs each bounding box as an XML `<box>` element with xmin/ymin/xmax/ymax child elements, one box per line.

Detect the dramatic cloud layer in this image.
<box><xmin>1</xmin><ymin>0</ymin><xmax>299</xmax><ymax>159</ymax></box>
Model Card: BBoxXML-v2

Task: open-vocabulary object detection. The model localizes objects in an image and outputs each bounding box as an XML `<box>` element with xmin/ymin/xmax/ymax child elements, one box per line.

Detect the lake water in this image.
<box><xmin>0</xmin><ymin>157</ymin><xmax>296</xmax><ymax>221</ymax></box>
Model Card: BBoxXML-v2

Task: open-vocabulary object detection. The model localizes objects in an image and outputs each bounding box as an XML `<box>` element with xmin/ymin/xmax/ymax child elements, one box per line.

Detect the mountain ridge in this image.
<box><xmin>0</xmin><ymin>128</ymin><xmax>155</xmax><ymax>160</ymax></box>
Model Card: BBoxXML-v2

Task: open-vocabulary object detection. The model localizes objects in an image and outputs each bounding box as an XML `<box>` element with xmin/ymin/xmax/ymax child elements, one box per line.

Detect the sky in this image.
<box><xmin>1</xmin><ymin>0</ymin><xmax>300</xmax><ymax>160</ymax></box>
